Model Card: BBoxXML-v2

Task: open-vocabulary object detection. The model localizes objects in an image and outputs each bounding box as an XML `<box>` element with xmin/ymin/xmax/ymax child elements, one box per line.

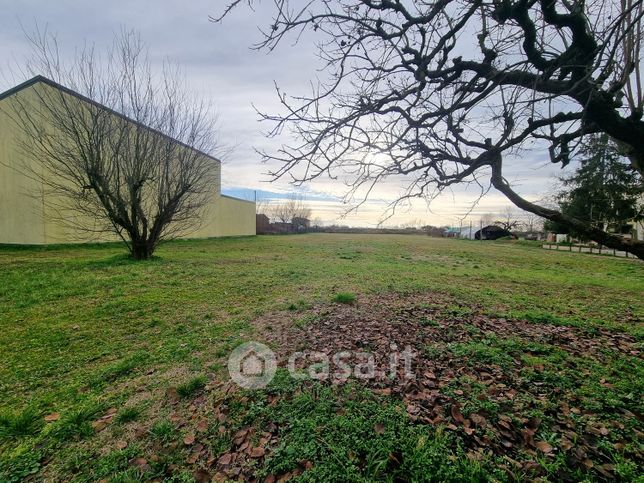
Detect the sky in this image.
<box><xmin>0</xmin><ymin>0</ymin><xmax>563</xmax><ymax>227</ymax></box>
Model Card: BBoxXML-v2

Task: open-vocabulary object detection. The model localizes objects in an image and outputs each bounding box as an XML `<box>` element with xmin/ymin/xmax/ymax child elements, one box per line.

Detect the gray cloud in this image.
<box><xmin>0</xmin><ymin>1</ymin><xmax>563</xmax><ymax>226</ymax></box>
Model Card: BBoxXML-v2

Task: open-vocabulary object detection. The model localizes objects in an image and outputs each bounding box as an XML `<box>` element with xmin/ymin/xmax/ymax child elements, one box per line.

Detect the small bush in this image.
<box><xmin>332</xmin><ymin>292</ymin><xmax>356</xmax><ymax>304</ymax></box>
<box><xmin>176</xmin><ymin>375</ymin><xmax>207</xmax><ymax>398</ymax></box>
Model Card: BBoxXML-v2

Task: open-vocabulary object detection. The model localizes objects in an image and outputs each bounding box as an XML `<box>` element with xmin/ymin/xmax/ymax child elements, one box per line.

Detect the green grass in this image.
<box><xmin>176</xmin><ymin>374</ymin><xmax>207</xmax><ymax>398</ymax></box>
<box><xmin>0</xmin><ymin>408</ymin><xmax>42</xmax><ymax>440</ymax></box>
<box><xmin>114</xmin><ymin>406</ymin><xmax>142</xmax><ymax>424</ymax></box>
<box><xmin>0</xmin><ymin>234</ymin><xmax>642</xmax><ymax>481</ymax></box>
<box><xmin>332</xmin><ymin>292</ymin><xmax>357</xmax><ymax>304</ymax></box>
<box><xmin>248</xmin><ymin>371</ymin><xmax>507</xmax><ymax>481</ymax></box>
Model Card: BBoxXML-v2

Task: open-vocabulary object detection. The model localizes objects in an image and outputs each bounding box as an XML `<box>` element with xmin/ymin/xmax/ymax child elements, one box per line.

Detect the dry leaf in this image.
<box><xmin>251</xmin><ymin>447</ymin><xmax>266</xmax><ymax>458</ymax></box>
<box><xmin>450</xmin><ymin>403</ymin><xmax>465</xmax><ymax>424</ymax></box>
<box><xmin>193</xmin><ymin>469</ymin><xmax>211</xmax><ymax>483</ymax></box>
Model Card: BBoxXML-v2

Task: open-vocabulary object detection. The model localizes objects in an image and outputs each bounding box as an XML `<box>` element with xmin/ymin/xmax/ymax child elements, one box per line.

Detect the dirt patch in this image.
<box><xmin>254</xmin><ymin>291</ymin><xmax>643</xmax><ymax>479</ymax></box>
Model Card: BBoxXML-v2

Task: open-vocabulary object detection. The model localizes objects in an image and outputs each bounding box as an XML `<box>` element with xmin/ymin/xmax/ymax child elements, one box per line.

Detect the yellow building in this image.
<box><xmin>0</xmin><ymin>76</ymin><xmax>255</xmax><ymax>245</ymax></box>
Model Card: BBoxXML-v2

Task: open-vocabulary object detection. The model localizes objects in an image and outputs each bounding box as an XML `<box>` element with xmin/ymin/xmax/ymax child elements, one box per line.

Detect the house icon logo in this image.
<box><xmin>228</xmin><ymin>341</ymin><xmax>277</xmax><ymax>389</ymax></box>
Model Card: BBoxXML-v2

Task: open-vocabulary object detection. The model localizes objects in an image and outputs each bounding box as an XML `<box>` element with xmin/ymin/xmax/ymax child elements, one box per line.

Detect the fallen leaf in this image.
<box><xmin>184</xmin><ymin>433</ymin><xmax>196</xmax><ymax>445</ymax></box>
<box><xmin>217</xmin><ymin>453</ymin><xmax>233</xmax><ymax>466</ymax></box>
<box><xmin>130</xmin><ymin>457</ymin><xmax>148</xmax><ymax>468</ymax></box>
<box><xmin>116</xmin><ymin>440</ymin><xmax>128</xmax><ymax>450</ymax></box>
<box><xmin>44</xmin><ymin>413</ymin><xmax>60</xmax><ymax>422</ymax></box>
<box><xmin>535</xmin><ymin>441</ymin><xmax>553</xmax><ymax>454</ymax></box>
<box><xmin>251</xmin><ymin>447</ymin><xmax>266</xmax><ymax>458</ymax></box>
<box><xmin>193</xmin><ymin>469</ymin><xmax>211</xmax><ymax>482</ymax></box>
<box><xmin>186</xmin><ymin>452</ymin><xmax>199</xmax><ymax>464</ymax></box>
<box><xmin>450</xmin><ymin>403</ymin><xmax>465</xmax><ymax>424</ymax></box>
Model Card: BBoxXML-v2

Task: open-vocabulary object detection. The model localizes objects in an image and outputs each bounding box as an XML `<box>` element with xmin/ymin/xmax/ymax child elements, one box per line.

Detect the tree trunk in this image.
<box><xmin>130</xmin><ymin>238</ymin><xmax>153</xmax><ymax>260</ymax></box>
<box><xmin>490</xmin><ymin>159</ymin><xmax>644</xmax><ymax>260</ymax></box>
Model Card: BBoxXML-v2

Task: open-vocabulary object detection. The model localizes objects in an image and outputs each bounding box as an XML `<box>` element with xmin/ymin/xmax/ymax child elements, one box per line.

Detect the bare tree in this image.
<box><xmin>522</xmin><ymin>212</ymin><xmax>545</xmax><ymax>233</ymax></box>
<box><xmin>255</xmin><ymin>192</ymin><xmax>271</xmax><ymax>216</ymax></box>
<box><xmin>6</xmin><ymin>30</ymin><xmax>222</xmax><ymax>259</ymax></box>
<box><xmin>268</xmin><ymin>194</ymin><xmax>312</xmax><ymax>223</ymax></box>
<box><xmin>495</xmin><ymin>207</ymin><xmax>523</xmax><ymax>231</ymax></box>
<box><xmin>217</xmin><ymin>0</ymin><xmax>644</xmax><ymax>259</ymax></box>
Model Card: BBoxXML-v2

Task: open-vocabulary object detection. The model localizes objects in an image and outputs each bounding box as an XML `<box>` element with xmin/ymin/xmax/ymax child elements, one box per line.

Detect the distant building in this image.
<box><xmin>443</xmin><ymin>227</ymin><xmax>461</xmax><ymax>238</ymax></box>
<box><xmin>256</xmin><ymin>214</ymin><xmax>270</xmax><ymax>234</ymax></box>
<box><xmin>443</xmin><ymin>226</ymin><xmax>476</xmax><ymax>239</ymax></box>
<box><xmin>474</xmin><ymin>225</ymin><xmax>514</xmax><ymax>240</ymax></box>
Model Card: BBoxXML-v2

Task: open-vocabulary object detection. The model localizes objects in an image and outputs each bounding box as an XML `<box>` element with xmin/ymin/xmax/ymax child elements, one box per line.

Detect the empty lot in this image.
<box><xmin>0</xmin><ymin>234</ymin><xmax>642</xmax><ymax>481</ymax></box>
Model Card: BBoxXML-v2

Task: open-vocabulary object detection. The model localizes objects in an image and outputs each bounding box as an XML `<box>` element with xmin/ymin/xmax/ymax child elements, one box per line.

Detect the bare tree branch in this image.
<box><xmin>219</xmin><ymin>0</ymin><xmax>644</xmax><ymax>258</ymax></box>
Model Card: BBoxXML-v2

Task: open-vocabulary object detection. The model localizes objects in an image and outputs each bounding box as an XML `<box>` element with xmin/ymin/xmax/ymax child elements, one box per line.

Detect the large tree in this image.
<box><xmin>218</xmin><ymin>0</ymin><xmax>644</xmax><ymax>258</ymax></box>
<box><xmin>6</xmin><ymin>31</ymin><xmax>222</xmax><ymax>259</ymax></box>
<box><xmin>546</xmin><ymin>133</ymin><xmax>643</xmax><ymax>237</ymax></box>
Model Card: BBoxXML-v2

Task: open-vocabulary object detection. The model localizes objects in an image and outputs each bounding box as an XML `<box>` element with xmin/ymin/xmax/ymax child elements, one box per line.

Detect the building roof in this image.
<box><xmin>0</xmin><ymin>75</ymin><xmax>221</xmax><ymax>165</ymax></box>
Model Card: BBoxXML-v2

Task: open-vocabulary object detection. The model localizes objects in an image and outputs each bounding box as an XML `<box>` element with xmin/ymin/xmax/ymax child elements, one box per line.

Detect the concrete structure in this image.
<box><xmin>0</xmin><ymin>76</ymin><xmax>255</xmax><ymax>244</ymax></box>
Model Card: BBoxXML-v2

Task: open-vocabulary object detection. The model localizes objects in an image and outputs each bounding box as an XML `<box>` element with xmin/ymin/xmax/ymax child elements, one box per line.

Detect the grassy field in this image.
<box><xmin>0</xmin><ymin>234</ymin><xmax>642</xmax><ymax>481</ymax></box>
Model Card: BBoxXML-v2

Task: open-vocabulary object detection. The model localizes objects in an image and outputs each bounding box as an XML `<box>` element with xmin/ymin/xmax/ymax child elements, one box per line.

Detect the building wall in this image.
<box><xmin>190</xmin><ymin>195</ymin><xmax>256</xmax><ymax>238</ymax></box>
<box><xmin>0</xmin><ymin>80</ymin><xmax>255</xmax><ymax>245</ymax></box>
<box><xmin>0</xmin><ymin>86</ymin><xmax>48</xmax><ymax>244</ymax></box>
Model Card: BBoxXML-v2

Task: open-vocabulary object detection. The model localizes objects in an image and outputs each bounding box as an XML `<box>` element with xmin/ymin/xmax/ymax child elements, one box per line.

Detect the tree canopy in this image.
<box><xmin>546</xmin><ymin>134</ymin><xmax>643</xmax><ymax>237</ymax></box>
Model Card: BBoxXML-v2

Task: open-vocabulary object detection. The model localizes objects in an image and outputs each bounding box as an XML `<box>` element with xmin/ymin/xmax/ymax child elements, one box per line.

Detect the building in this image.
<box><xmin>0</xmin><ymin>76</ymin><xmax>255</xmax><ymax>244</ymax></box>
<box><xmin>474</xmin><ymin>225</ymin><xmax>514</xmax><ymax>240</ymax></box>
<box><xmin>256</xmin><ymin>214</ymin><xmax>271</xmax><ymax>234</ymax></box>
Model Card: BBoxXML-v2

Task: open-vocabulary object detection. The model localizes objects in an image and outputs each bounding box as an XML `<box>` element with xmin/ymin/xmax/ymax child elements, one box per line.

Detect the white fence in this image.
<box><xmin>542</xmin><ymin>244</ymin><xmax>638</xmax><ymax>259</ymax></box>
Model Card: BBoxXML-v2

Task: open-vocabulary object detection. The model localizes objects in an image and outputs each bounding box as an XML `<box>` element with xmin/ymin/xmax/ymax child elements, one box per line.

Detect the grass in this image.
<box><xmin>0</xmin><ymin>408</ymin><xmax>42</xmax><ymax>440</ymax></box>
<box><xmin>0</xmin><ymin>234</ymin><xmax>642</xmax><ymax>481</ymax></box>
<box><xmin>332</xmin><ymin>292</ymin><xmax>357</xmax><ymax>304</ymax></box>
<box><xmin>176</xmin><ymin>375</ymin><xmax>207</xmax><ymax>398</ymax></box>
<box><xmin>249</xmin><ymin>371</ymin><xmax>507</xmax><ymax>481</ymax></box>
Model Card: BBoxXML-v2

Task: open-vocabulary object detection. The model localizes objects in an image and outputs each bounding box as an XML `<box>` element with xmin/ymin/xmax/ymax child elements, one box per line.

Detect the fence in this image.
<box><xmin>542</xmin><ymin>244</ymin><xmax>638</xmax><ymax>259</ymax></box>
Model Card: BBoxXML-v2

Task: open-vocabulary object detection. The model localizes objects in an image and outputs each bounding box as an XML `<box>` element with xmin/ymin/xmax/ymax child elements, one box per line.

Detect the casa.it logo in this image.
<box><xmin>227</xmin><ymin>341</ymin><xmax>277</xmax><ymax>389</ymax></box>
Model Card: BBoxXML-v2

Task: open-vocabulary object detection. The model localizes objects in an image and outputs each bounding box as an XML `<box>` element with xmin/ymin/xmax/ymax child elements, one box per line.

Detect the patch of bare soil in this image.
<box><xmin>255</xmin><ymin>292</ymin><xmax>643</xmax><ymax>480</ymax></box>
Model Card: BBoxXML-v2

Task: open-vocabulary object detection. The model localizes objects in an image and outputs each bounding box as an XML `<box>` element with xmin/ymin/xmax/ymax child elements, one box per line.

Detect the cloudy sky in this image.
<box><xmin>0</xmin><ymin>0</ymin><xmax>562</xmax><ymax>227</ymax></box>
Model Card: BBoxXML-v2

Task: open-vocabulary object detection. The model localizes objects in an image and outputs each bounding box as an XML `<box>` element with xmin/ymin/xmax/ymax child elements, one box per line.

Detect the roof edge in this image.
<box><xmin>221</xmin><ymin>194</ymin><xmax>256</xmax><ymax>205</ymax></box>
<box><xmin>0</xmin><ymin>75</ymin><xmax>222</xmax><ymax>164</ymax></box>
